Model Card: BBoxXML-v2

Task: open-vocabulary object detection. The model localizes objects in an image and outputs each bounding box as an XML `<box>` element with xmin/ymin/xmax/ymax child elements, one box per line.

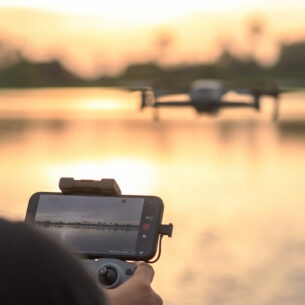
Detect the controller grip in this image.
<box><xmin>86</xmin><ymin>258</ymin><xmax>136</xmax><ymax>289</ymax></box>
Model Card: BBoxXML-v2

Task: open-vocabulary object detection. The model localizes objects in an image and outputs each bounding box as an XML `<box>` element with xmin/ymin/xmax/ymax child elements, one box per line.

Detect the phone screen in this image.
<box><xmin>25</xmin><ymin>193</ymin><xmax>163</xmax><ymax>260</ymax></box>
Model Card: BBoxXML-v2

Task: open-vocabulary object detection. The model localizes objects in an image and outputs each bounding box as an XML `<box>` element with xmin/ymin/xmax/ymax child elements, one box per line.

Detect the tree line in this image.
<box><xmin>0</xmin><ymin>39</ymin><xmax>304</xmax><ymax>90</ymax></box>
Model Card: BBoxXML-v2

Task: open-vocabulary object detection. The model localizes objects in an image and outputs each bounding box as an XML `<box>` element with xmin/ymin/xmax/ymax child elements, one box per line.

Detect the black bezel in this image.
<box><xmin>25</xmin><ymin>192</ymin><xmax>164</xmax><ymax>261</ymax></box>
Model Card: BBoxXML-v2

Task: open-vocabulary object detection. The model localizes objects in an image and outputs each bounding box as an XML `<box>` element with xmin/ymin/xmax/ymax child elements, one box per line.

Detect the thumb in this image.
<box><xmin>133</xmin><ymin>261</ymin><xmax>155</xmax><ymax>283</ymax></box>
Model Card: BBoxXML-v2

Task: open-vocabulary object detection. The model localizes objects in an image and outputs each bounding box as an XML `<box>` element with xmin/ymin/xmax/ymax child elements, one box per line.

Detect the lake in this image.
<box><xmin>1</xmin><ymin>87</ymin><xmax>305</xmax><ymax>305</ymax></box>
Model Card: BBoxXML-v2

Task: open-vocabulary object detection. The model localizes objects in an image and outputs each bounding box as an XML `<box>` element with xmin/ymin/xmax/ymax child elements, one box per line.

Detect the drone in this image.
<box><xmin>132</xmin><ymin>79</ymin><xmax>282</xmax><ymax>121</ymax></box>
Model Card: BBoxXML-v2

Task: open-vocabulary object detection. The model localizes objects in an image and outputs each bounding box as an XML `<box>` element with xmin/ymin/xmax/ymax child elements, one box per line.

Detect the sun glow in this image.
<box><xmin>0</xmin><ymin>1</ymin><xmax>251</xmax><ymax>25</ymax></box>
<box><xmin>81</xmin><ymin>99</ymin><xmax>125</xmax><ymax>111</ymax></box>
<box><xmin>3</xmin><ymin>0</ymin><xmax>305</xmax><ymax>25</ymax></box>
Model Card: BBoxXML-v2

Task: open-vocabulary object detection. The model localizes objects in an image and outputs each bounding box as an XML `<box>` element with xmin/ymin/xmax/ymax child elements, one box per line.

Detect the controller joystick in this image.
<box><xmin>87</xmin><ymin>258</ymin><xmax>136</xmax><ymax>289</ymax></box>
<box><xmin>98</xmin><ymin>266</ymin><xmax>118</xmax><ymax>286</ymax></box>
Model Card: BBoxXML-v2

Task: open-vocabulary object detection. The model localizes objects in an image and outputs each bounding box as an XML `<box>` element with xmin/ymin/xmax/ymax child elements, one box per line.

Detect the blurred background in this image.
<box><xmin>0</xmin><ymin>1</ymin><xmax>305</xmax><ymax>304</ymax></box>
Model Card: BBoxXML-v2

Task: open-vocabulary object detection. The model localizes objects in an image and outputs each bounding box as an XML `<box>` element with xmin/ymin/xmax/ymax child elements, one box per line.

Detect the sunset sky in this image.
<box><xmin>0</xmin><ymin>0</ymin><xmax>305</xmax><ymax>78</ymax></box>
<box><xmin>2</xmin><ymin>0</ymin><xmax>305</xmax><ymax>22</ymax></box>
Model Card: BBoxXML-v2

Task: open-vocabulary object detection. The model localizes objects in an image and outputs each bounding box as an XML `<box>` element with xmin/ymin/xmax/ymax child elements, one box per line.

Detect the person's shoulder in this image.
<box><xmin>0</xmin><ymin>217</ymin><xmax>61</xmax><ymax>256</ymax></box>
<box><xmin>0</xmin><ymin>217</ymin><xmax>27</xmax><ymax>232</ymax></box>
<box><xmin>0</xmin><ymin>217</ymin><xmax>34</xmax><ymax>247</ymax></box>
<box><xmin>0</xmin><ymin>217</ymin><xmax>108</xmax><ymax>305</ymax></box>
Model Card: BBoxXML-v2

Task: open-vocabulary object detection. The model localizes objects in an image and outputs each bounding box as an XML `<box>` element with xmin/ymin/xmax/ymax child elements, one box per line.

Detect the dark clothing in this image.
<box><xmin>0</xmin><ymin>218</ymin><xmax>108</xmax><ymax>305</ymax></box>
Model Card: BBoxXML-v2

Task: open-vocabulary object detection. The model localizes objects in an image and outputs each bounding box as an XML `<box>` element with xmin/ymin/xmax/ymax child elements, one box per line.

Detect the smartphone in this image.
<box><xmin>25</xmin><ymin>192</ymin><xmax>164</xmax><ymax>261</ymax></box>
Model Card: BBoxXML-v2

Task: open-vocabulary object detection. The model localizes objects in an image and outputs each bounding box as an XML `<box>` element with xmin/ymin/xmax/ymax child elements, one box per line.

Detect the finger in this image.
<box><xmin>134</xmin><ymin>261</ymin><xmax>155</xmax><ymax>283</ymax></box>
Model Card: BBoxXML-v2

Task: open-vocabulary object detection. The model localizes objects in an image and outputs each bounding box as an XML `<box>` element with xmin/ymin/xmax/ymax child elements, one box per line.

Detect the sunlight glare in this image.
<box><xmin>80</xmin><ymin>99</ymin><xmax>125</xmax><ymax>111</ymax></box>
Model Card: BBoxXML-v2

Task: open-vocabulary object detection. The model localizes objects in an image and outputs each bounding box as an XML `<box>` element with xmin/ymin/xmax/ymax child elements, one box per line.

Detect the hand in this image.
<box><xmin>105</xmin><ymin>261</ymin><xmax>162</xmax><ymax>305</ymax></box>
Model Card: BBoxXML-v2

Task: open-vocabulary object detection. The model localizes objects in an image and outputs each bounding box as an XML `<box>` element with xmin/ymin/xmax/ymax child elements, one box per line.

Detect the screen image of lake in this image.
<box><xmin>38</xmin><ymin>223</ymin><xmax>139</xmax><ymax>255</ymax></box>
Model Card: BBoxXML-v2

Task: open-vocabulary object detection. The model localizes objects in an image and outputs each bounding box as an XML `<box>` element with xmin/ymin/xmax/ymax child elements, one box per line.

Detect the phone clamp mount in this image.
<box><xmin>59</xmin><ymin>177</ymin><xmax>173</xmax><ymax>289</ymax></box>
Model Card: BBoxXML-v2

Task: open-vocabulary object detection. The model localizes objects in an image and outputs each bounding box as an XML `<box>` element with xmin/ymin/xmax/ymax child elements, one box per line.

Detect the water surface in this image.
<box><xmin>0</xmin><ymin>87</ymin><xmax>305</xmax><ymax>305</ymax></box>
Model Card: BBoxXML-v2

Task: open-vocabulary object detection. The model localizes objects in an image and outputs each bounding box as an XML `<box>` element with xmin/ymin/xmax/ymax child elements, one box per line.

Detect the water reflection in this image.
<box><xmin>276</xmin><ymin>120</ymin><xmax>305</xmax><ymax>141</ymax></box>
<box><xmin>0</xmin><ymin>118</ymin><xmax>67</xmax><ymax>144</ymax></box>
<box><xmin>175</xmin><ymin>230</ymin><xmax>305</xmax><ymax>305</ymax></box>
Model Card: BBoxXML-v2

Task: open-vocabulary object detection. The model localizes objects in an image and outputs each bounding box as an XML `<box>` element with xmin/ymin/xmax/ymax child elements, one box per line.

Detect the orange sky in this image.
<box><xmin>0</xmin><ymin>1</ymin><xmax>305</xmax><ymax>78</ymax></box>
